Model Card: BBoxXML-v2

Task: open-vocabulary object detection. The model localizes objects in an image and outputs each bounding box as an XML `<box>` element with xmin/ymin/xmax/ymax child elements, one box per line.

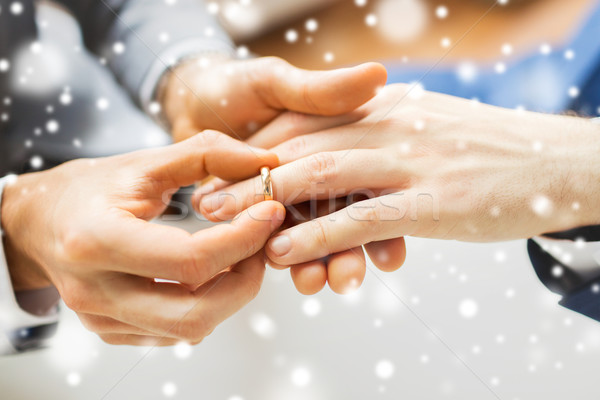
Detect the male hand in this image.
<box><xmin>161</xmin><ymin>56</ymin><xmax>387</xmax><ymax>144</ymax></box>
<box><xmin>2</xmin><ymin>132</ymin><xmax>285</xmax><ymax>346</ymax></box>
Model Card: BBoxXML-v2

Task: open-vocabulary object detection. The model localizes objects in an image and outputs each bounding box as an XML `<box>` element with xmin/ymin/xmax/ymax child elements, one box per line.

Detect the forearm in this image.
<box><xmin>555</xmin><ymin>116</ymin><xmax>600</xmax><ymax>231</ymax></box>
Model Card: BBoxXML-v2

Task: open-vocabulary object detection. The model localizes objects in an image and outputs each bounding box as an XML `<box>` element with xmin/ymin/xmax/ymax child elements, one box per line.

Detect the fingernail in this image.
<box><xmin>269</xmin><ymin>235</ymin><xmax>292</xmax><ymax>257</ymax></box>
<box><xmin>195</xmin><ymin>182</ymin><xmax>215</xmax><ymax>195</ymax></box>
<box><xmin>200</xmin><ymin>193</ymin><xmax>225</xmax><ymax>214</ymax></box>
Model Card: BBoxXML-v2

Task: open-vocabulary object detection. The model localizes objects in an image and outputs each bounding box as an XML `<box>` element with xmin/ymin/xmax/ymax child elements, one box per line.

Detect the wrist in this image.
<box><xmin>551</xmin><ymin>117</ymin><xmax>600</xmax><ymax>231</ymax></box>
<box><xmin>1</xmin><ymin>174</ymin><xmax>51</xmax><ymax>291</ymax></box>
<box><xmin>159</xmin><ymin>54</ymin><xmax>232</xmax><ymax>139</ymax></box>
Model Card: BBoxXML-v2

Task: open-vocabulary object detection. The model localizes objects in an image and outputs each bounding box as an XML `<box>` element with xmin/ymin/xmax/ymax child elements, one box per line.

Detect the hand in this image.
<box><xmin>1</xmin><ymin>132</ymin><xmax>285</xmax><ymax>346</ymax></box>
<box><xmin>161</xmin><ymin>56</ymin><xmax>387</xmax><ymax>144</ymax></box>
<box><xmin>197</xmin><ymin>84</ymin><xmax>600</xmax><ymax>287</ymax></box>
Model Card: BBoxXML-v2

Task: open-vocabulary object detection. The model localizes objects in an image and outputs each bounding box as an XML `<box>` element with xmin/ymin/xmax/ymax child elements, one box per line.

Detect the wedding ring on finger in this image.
<box><xmin>260</xmin><ymin>166</ymin><xmax>273</xmax><ymax>201</ymax></box>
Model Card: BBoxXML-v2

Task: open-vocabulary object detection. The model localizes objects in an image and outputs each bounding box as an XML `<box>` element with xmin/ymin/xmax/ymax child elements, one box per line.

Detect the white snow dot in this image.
<box><xmin>228</xmin><ymin>396</ymin><xmax>244</xmax><ymax>400</ymax></box>
<box><xmin>355</xmin><ymin>0</ymin><xmax>367</xmax><ymax>7</ymax></box>
<box><xmin>420</xmin><ymin>354</ymin><xmax>430</xmax><ymax>364</ymax></box>
<box><xmin>66</xmin><ymin>372</ymin><xmax>81</xmax><ymax>386</ymax></box>
<box><xmin>505</xmin><ymin>288</ymin><xmax>515</xmax><ymax>298</ymax></box>
<box><xmin>158</xmin><ymin>32</ymin><xmax>170</xmax><ymax>43</ymax></box>
<box><xmin>305</xmin><ymin>19</ymin><xmax>318</xmax><ymax>32</ymax></box>
<box><xmin>568</xmin><ymin>86</ymin><xmax>580</xmax><ymax>98</ymax></box>
<box><xmin>162</xmin><ymin>382</ymin><xmax>177</xmax><ymax>397</ymax></box>
<box><xmin>540</xmin><ymin>43</ymin><xmax>552</xmax><ymax>55</ymax></box>
<box><xmin>365</xmin><ymin>13</ymin><xmax>378</xmax><ymax>27</ymax></box>
<box><xmin>532</xmin><ymin>195</ymin><xmax>553</xmax><ymax>217</ymax></box>
<box><xmin>456</xmin><ymin>62</ymin><xmax>478</xmax><ymax>83</ymax></box>
<box><xmin>96</xmin><ymin>98</ymin><xmax>110</xmax><ymax>110</ymax></box>
<box><xmin>113</xmin><ymin>41</ymin><xmax>126</xmax><ymax>54</ymax></box>
<box><xmin>148</xmin><ymin>101</ymin><xmax>161</xmax><ymax>114</ymax></box>
<box><xmin>592</xmin><ymin>284</ymin><xmax>600</xmax><ymax>294</ymax></box>
<box><xmin>0</xmin><ymin>59</ymin><xmax>10</xmax><ymax>73</ymax></box>
<box><xmin>10</xmin><ymin>2</ymin><xmax>23</xmax><ymax>15</ymax></box>
<box><xmin>440</xmin><ymin>37</ymin><xmax>451</xmax><ymax>48</ymax></box>
<box><xmin>459</xmin><ymin>299</ymin><xmax>478</xmax><ymax>319</ymax></box>
<box><xmin>302</xmin><ymin>298</ymin><xmax>321</xmax><ymax>317</ymax></box>
<box><xmin>572</xmin><ymin>202</ymin><xmax>581</xmax><ymax>212</ymax></box>
<box><xmin>173</xmin><ymin>342</ymin><xmax>193</xmax><ymax>359</ymax></box>
<box><xmin>496</xmin><ymin>334</ymin><xmax>505</xmax><ymax>344</ymax></box>
<box><xmin>207</xmin><ymin>2</ymin><xmax>219</xmax><ymax>14</ymax></box>
<box><xmin>497</xmin><ymin>0</ymin><xmax>509</xmax><ymax>5</ymax></box>
<box><xmin>30</xmin><ymin>155</ymin><xmax>43</xmax><ymax>169</ymax></box>
<box><xmin>501</xmin><ymin>43</ymin><xmax>513</xmax><ymax>56</ymax></box>
<box><xmin>249</xmin><ymin>313</ymin><xmax>277</xmax><ymax>339</ymax></box>
<box><xmin>237</xmin><ymin>46</ymin><xmax>249</xmax><ymax>58</ymax></box>
<box><xmin>46</xmin><ymin>120</ymin><xmax>59</xmax><ymax>133</ymax></box>
<box><xmin>414</xmin><ymin>119</ymin><xmax>425</xmax><ymax>131</ymax></box>
<box><xmin>324</xmin><ymin>52</ymin><xmax>335</xmax><ymax>63</ymax></box>
<box><xmin>59</xmin><ymin>92</ymin><xmax>72</xmax><ymax>105</ymax></box>
<box><xmin>73</xmin><ymin>138</ymin><xmax>82</xmax><ymax>148</ymax></box>
<box><xmin>291</xmin><ymin>367</ymin><xmax>311</xmax><ymax>387</ymax></box>
<box><xmin>495</xmin><ymin>62</ymin><xmax>506</xmax><ymax>74</ymax></box>
<box><xmin>285</xmin><ymin>29</ymin><xmax>298</xmax><ymax>43</ymax></box>
<box><xmin>551</xmin><ymin>265</ymin><xmax>564</xmax><ymax>278</ymax></box>
<box><xmin>435</xmin><ymin>5</ymin><xmax>448</xmax><ymax>19</ymax></box>
<box><xmin>490</xmin><ymin>377</ymin><xmax>500</xmax><ymax>386</ymax></box>
<box><xmin>494</xmin><ymin>251</ymin><xmax>506</xmax><ymax>263</ymax></box>
<box><xmin>472</xmin><ymin>345</ymin><xmax>481</xmax><ymax>354</ymax></box>
<box><xmin>30</xmin><ymin>42</ymin><xmax>42</xmax><ymax>54</ymax></box>
<box><xmin>375</xmin><ymin>360</ymin><xmax>395</xmax><ymax>380</ymax></box>
<box><xmin>564</xmin><ymin>49</ymin><xmax>575</xmax><ymax>60</ymax></box>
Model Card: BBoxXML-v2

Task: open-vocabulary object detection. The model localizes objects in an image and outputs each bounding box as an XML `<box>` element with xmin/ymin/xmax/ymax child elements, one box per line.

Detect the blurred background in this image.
<box><xmin>2</xmin><ymin>0</ymin><xmax>600</xmax><ymax>398</ymax></box>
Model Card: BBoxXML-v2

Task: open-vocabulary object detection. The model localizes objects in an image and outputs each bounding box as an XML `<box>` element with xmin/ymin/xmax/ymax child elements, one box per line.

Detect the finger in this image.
<box><xmin>103</xmin><ymin>251</ymin><xmax>266</xmax><ymax>342</ymax></box>
<box><xmin>246</xmin><ymin>110</ymin><xmax>365</xmax><ymax>149</ymax></box>
<box><xmin>78</xmin><ymin>314</ymin><xmax>160</xmax><ymax>336</ymax></box>
<box><xmin>198</xmin><ymin>150</ymin><xmax>405</xmax><ymax>221</ymax></box>
<box><xmin>92</xmin><ymin>201</ymin><xmax>284</xmax><ymax>285</ymax></box>
<box><xmin>98</xmin><ymin>333</ymin><xmax>179</xmax><ymax>347</ymax></box>
<box><xmin>265</xmin><ymin>192</ymin><xmax>417</xmax><ymax>266</ymax></box>
<box><xmin>326</xmin><ymin>248</ymin><xmax>366</xmax><ymax>294</ymax></box>
<box><xmin>364</xmin><ymin>238</ymin><xmax>407</xmax><ymax>272</ymax></box>
<box><xmin>250</xmin><ymin>58</ymin><xmax>387</xmax><ymax>116</ymax></box>
<box><xmin>135</xmin><ymin>130</ymin><xmax>279</xmax><ymax>189</ymax></box>
<box><xmin>289</xmin><ymin>260</ymin><xmax>328</xmax><ymax>295</ymax></box>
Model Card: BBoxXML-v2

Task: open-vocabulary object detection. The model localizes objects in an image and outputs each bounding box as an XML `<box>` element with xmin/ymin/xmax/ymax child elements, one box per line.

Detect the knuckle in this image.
<box><xmin>61</xmin><ymin>281</ymin><xmax>93</xmax><ymax>313</ymax></box>
<box><xmin>173</xmin><ymin>313</ymin><xmax>212</xmax><ymax>342</ymax></box>
<box><xmin>311</xmin><ymin>218</ymin><xmax>330</xmax><ymax>251</ymax></box>
<box><xmin>60</xmin><ymin>228</ymin><xmax>96</xmax><ymax>263</ymax></box>
<box><xmin>304</xmin><ymin>153</ymin><xmax>338</xmax><ymax>184</ymax></box>
<box><xmin>349</xmin><ymin>204</ymin><xmax>381</xmax><ymax>234</ymax></box>
<box><xmin>180</xmin><ymin>252</ymin><xmax>210</xmax><ymax>286</ymax></box>
<box><xmin>242</xmin><ymin>270</ymin><xmax>264</xmax><ymax>301</ymax></box>
<box><xmin>195</xmin><ymin>129</ymin><xmax>225</xmax><ymax>147</ymax></box>
<box><xmin>281</xmin><ymin>135</ymin><xmax>308</xmax><ymax>156</ymax></box>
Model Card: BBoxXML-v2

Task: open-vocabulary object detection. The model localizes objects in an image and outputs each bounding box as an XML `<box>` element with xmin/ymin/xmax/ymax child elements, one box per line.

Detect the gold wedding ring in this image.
<box><xmin>260</xmin><ymin>166</ymin><xmax>273</xmax><ymax>201</ymax></box>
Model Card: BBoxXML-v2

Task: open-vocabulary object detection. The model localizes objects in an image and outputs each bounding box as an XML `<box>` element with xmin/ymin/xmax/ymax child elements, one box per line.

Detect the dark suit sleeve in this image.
<box><xmin>54</xmin><ymin>0</ymin><xmax>234</xmax><ymax>106</ymax></box>
<box><xmin>528</xmin><ymin>225</ymin><xmax>600</xmax><ymax>322</ymax></box>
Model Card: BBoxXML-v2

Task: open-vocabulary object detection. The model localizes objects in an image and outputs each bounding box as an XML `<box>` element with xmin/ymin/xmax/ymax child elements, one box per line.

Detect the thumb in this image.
<box><xmin>250</xmin><ymin>57</ymin><xmax>387</xmax><ymax>116</ymax></box>
<box><xmin>141</xmin><ymin>130</ymin><xmax>279</xmax><ymax>188</ymax></box>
